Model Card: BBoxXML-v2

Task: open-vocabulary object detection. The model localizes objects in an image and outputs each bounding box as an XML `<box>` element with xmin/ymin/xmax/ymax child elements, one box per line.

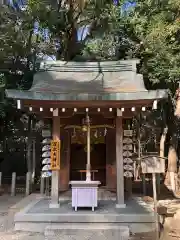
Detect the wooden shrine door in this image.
<box><xmin>70</xmin><ymin>143</ymin><xmax>106</xmax><ymax>185</ymax></box>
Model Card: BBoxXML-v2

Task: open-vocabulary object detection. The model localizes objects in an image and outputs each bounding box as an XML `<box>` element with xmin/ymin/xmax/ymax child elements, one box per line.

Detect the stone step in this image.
<box><xmin>45</xmin><ymin>223</ymin><xmax>129</xmax><ymax>240</ymax></box>
<box><xmin>129</xmin><ymin>232</ymin><xmax>155</xmax><ymax>240</ymax></box>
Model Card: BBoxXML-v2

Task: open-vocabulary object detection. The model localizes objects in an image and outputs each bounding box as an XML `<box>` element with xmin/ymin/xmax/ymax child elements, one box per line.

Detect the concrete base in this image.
<box><xmin>14</xmin><ymin>198</ymin><xmax>155</xmax><ymax>235</ymax></box>
<box><xmin>15</xmin><ymin>220</ymin><xmax>156</xmax><ymax>235</ymax></box>
<box><xmin>45</xmin><ymin>224</ymin><xmax>130</xmax><ymax>240</ymax></box>
<box><xmin>116</xmin><ymin>204</ymin><xmax>126</xmax><ymax>208</ymax></box>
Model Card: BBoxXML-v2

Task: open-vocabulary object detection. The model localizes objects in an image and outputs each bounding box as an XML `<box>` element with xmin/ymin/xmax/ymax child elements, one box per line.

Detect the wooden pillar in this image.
<box><xmin>49</xmin><ymin>109</ymin><xmax>60</xmax><ymax>208</ymax></box>
<box><xmin>11</xmin><ymin>172</ymin><xmax>16</xmax><ymax>197</ymax></box>
<box><xmin>106</xmin><ymin>129</ymin><xmax>116</xmax><ymax>190</ymax></box>
<box><xmin>116</xmin><ymin>109</ymin><xmax>126</xmax><ymax>208</ymax></box>
<box><xmin>59</xmin><ymin>130</ymin><xmax>70</xmax><ymax>191</ymax></box>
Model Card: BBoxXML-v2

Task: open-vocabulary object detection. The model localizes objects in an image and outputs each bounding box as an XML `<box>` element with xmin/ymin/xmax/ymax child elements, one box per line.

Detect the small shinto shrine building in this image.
<box><xmin>6</xmin><ymin>60</ymin><xmax>168</xmax><ymax>209</ymax></box>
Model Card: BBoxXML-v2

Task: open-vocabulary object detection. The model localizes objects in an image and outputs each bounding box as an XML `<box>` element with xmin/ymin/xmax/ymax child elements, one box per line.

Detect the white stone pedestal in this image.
<box><xmin>70</xmin><ymin>181</ymin><xmax>100</xmax><ymax>211</ymax></box>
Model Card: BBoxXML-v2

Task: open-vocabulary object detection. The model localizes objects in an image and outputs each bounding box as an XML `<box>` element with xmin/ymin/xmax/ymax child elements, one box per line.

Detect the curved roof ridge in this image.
<box><xmin>39</xmin><ymin>59</ymin><xmax>140</xmax><ymax>72</ymax></box>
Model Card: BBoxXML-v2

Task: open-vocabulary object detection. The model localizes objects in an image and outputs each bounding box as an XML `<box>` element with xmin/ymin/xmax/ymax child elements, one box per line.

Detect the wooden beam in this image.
<box><xmin>59</xmin><ymin>116</ymin><xmax>115</xmax><ymax>126</ymax></box>
<box><xmin>24</xmin><ymin>107</ymin><xmax>151</xmax><ymax>119</ymax></box>
<box><xmin>22</xmin><ymin>99</ymin><xmax>154</xmax><ymax>108</ymax></box>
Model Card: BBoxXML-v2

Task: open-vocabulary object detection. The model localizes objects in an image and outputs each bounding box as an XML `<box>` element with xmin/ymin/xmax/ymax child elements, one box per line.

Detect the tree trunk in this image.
<box><xmin>164</xmin><ymin>88</ymin><xmax>179</xmax><ymax>193</ymax></box>
<box><xmin>157</xmin><ymin>126</ymin><xmax>168</xmax><ymax>194</ymax></box>
<box><xmin>175</xmin><ymin>87</ymin><xmax>180</xmax><ymax>191</ymax></box>
<box><xmin>167</xmin><ymin>144</ymin><xmax>177</xmax><ymax>192</ymax></box>
<box><xmin>175</xmin><ymin>88</ymin><xmax>180</xmax><ymax>117</ymax></box>
<box><xmin>160</xmin><ymin>127</ymin><xmax>168</xmax><ymax>159</ymax></box>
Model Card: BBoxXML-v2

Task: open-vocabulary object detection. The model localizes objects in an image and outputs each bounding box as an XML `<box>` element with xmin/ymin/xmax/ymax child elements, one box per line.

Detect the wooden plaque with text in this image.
<box><xmin>141</xmin><ymin>156</ymin><xmax>165</xmax><ymax>174</ymax></box>
<box><xmin>50</xmin><ymin>140</ymin><xmax>60</xmax><ymax>170</ymax></box>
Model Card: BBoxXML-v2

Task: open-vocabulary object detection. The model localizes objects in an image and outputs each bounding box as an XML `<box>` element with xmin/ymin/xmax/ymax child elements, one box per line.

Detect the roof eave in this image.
<box><xmin>5</xmin><ymin>89</ymin><xmax>168</xmax><ymax>101</ymax></box>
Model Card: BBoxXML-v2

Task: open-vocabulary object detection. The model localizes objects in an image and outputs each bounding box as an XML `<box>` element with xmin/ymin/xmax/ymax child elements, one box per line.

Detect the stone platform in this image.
<box><xmin>14</xmin><ymin>197</ymin><xmax>156</xmax><ymax>238</ymax></box>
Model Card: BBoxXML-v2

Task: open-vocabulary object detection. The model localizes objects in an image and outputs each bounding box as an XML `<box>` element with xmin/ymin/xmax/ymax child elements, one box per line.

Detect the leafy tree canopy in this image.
<box><xmin>127</xmin><ymin>0</ymin><xmax>180</xmax><ymax>94</ymax></box>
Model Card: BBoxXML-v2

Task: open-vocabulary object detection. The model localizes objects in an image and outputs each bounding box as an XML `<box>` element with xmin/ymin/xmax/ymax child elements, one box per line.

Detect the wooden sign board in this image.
<box><xmin>50</xmin><ymin>140</ymin><xmax>60</xmax><ymax>170</ymax></box>
<box><xmin>141</xmin><ymin>156</ymin><xmax>165</xmax><ymax>174</ymax></box>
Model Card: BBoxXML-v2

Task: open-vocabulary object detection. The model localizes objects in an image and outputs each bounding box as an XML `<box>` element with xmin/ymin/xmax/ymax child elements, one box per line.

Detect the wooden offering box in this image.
<box><xmin>69</xmin><ymin>181</ymin><xmax>101</xmax><ymax>211</ymax></box>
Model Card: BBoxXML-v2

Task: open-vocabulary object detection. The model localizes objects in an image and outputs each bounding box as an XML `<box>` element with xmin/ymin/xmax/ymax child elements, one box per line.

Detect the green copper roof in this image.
<box><xmin>5</xmin><ymin>89</ymin><xmax>167</xmax><ymax>101</ymax></box>
<box><xmin>5</xmin><ymin>60</ymin><xmax>168</xmax><ymax>101</ymax></box>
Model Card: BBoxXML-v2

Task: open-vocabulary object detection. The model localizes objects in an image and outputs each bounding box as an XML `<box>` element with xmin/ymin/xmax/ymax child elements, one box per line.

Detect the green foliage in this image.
<box><xmin>127</xmin><ymin>0</ymin><xmax>180</xmax><ymax>93</ymax></box>
<box><xmin>0</xmin><ymin>0</ymin><xmax>133</xmax><ymax>146</ymax></box>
